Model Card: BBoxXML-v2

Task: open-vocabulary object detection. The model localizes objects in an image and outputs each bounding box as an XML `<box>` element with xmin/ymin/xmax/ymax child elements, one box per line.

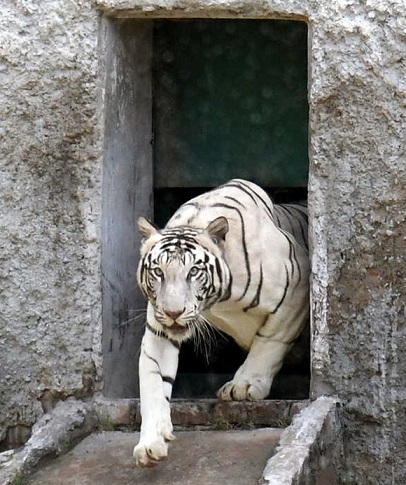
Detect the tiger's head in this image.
<box><xmin>137</xmin><ymin>216</ymin><xmax>231</xmax><ymax>341</ymax></box>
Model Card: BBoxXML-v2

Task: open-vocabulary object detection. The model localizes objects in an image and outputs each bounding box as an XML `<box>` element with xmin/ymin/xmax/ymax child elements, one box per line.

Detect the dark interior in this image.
<box><xmin>152</xmin><ymin>19</ymin><xmax>309</xmax><ymax>399</ymax></box>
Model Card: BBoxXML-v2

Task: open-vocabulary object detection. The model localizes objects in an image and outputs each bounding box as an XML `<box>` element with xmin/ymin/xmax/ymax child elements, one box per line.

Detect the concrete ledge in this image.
<box><xmin>0</xmin><ymin>398</ymin><xmax>97</xmax><ymax>485</ymax></box>
<box><xmin>93</xmin><ymin>397</ymin><xmax>308</xmax><ymax>429</ymax></box>
<box><xmin>261</xmin><ymin>396</ymin><xmax>343</xmax><ymax>485</ymax></box>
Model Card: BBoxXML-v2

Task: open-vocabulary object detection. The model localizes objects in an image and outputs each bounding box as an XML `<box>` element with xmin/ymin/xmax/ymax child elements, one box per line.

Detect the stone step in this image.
<box><xmin>26</xmin><ymin>429</ymin><xmax>283</xmax><ymax>485</ymax></box>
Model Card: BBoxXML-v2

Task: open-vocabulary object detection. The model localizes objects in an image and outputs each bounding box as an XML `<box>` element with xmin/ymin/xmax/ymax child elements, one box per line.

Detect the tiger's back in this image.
<box><xmin>166</xmin><ymin>179</ymin><xmax>309</xmax><ymax>350</ymax></box>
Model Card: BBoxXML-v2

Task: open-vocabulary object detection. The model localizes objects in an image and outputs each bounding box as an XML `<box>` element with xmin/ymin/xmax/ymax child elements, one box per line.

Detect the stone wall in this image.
<box><xmin>1</xmin><ymin>1</ymin><xmax>405</xmax><ymax>483</ymax></box>
<box><xmin>0</xmin><ymin>0</ymin><xmax>103</xmax><ymax>445</ymax></box>
<box><xmin>308</xmin><ymin>1</ymin><xmax>406</xmax><ymax>483</ymax></box>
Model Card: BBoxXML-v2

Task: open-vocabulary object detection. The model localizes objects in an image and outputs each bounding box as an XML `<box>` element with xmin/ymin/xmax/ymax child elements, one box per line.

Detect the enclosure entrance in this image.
<box><xmin>102</xmin><ymin>18</ymin><xmax>309</xmax><ymax>399</ymax></box>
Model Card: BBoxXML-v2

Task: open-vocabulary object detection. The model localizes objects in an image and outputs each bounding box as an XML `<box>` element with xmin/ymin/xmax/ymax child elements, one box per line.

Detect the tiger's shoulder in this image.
<box><xmin>165</xmin><ymin>179</ymin><xmax>308</xmax><ymax>249</ymax></box>
<box><xmin>166</xmin><ymin>179</ymin><xmax>276</xmax><ymax>230</ymax></box>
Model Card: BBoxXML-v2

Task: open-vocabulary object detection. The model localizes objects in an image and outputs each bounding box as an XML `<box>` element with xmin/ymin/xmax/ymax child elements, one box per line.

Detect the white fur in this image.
<box><xmin>134</xmin><ymin>179</ymin><xmax>309</xmax><ymax>466</ymax></box>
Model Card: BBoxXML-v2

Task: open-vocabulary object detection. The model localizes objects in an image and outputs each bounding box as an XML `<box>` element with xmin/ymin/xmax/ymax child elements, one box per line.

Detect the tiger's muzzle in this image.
<box><xmin>158</xmin><ymin>308</ymin><xmax>190</xmax><ymax>335</ymax></box>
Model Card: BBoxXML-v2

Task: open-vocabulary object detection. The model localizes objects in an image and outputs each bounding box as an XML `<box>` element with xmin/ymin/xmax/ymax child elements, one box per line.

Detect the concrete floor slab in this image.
<box><xmin>27</xmin><ymin>428</ymin><xmax>283</xmax><ymax>485</ymax></box>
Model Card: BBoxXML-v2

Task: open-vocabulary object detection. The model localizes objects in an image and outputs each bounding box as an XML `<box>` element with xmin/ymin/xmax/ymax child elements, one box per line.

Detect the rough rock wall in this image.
<box><xmin>0</xmin><ymin>0</ymin><xmax>103</xmax><ymax>446</ymax></box>
<box><xmin>309</xmin><ymin>1</ymin><xmax>406</xmax><ymax>483</ymax></box>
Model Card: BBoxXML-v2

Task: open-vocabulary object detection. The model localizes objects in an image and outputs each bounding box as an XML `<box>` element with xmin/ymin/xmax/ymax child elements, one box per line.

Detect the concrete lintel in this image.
<box><xmin>261</xmin><ymin>396</ymin><xmax>342</xmax><ymax>485</ymax></box>
<box><xmin>93</xmin><ymin>0</ymin><xmax>310</xmax><ymax>20</ymax></box>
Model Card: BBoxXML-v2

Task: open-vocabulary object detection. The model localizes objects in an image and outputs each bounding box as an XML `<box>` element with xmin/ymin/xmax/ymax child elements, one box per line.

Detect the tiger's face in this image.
<box><xmin>137</xmin><ymin>217</ymin><xmax>230</xmax><ymax>340</ymax></box>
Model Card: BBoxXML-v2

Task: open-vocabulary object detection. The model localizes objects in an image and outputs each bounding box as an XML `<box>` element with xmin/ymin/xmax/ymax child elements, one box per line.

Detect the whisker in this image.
<box><xmin>190</xmin><ymin>315</ymin><xmax>222</xmax><ymax>364</ymax></box>
<box><xmin>118</xmin><ymin>311</ymin><xmax>147</xmax><ymax>327</ymax></box>
<box><xmin>200</xmin><ymin>314</ymin><xmax>226</xmax><ymax>342</ymax></box>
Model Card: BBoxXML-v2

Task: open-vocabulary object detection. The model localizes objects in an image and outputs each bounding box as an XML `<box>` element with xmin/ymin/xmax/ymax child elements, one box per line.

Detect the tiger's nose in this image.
<box><xmin>164</xmin><ymin>309</ymin><xmax>185</xmax><ymax>321</ymax></box>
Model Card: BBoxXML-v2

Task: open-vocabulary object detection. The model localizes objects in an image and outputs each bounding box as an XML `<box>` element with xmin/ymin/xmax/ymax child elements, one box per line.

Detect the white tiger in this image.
<box><xmin>133</xmin><ymin>179</ymin><xmax>309</xmax><ymax>467</ymax></box>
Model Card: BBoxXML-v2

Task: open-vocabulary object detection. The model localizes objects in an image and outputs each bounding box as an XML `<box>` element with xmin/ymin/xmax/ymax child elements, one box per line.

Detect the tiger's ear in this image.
<box><xmin>206</xmin><ymin>216</ymin><xmax>229</xmax><ymax>244</ymax></box>
<box><xmin>138</xmin><ymin>216</ymin><xmax>159</xmax><ymax>238</ymax></box>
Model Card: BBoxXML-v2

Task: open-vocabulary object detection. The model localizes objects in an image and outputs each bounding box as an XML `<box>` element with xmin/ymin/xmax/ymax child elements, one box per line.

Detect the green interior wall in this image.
<box><xmin>152</xmin><ymin>19</ymin><xmax>309</xmax><ymax>398</ymax></box>
<box><xmin>153</xmin><ymin>19</ymin><xmax>308</xmax><ymax>193</ymax></box>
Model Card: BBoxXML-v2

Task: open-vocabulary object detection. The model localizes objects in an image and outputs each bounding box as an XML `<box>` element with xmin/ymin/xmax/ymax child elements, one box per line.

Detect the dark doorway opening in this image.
<box><xmin>152</xmin><ymin>20</ymin><xmax>309</xmax><ymax>399</ymax></box>
<box><xmin>101</xmin><ymin>18</ymin><xmax>309</xmax><ymax>399</ymax></box>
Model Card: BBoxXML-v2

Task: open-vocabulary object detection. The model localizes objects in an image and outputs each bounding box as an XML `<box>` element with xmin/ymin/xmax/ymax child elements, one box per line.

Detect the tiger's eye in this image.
<box><xmin>189</xmin><ymin>266</ymin><xmax>199</xmax><ymax>277</ymax></box>
<box><xmin>153</xmin><ymin>267</ymin><xmax>164</xmax><ymax>278</ymax></box>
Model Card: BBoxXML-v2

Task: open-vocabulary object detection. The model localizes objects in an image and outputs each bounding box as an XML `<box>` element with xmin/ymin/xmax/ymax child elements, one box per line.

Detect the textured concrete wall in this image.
<box><xmin>0</xmin><ymin>0</ymin><xmax>103</xmax><ymax>445</ymax></box>
<box><xmin>308</xmin><ymin>1</ymin><xmax>406</xmax><ymax>483</ymax></box>
<box><xmin>1</xmin><ymin>0</ymin><xmax>405</xmax><ymax>483</ymax></box>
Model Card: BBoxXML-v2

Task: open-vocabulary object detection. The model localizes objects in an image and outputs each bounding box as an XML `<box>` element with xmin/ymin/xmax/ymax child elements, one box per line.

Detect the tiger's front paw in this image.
<box><xmin>133</xmin><ymin>438</ymin><xmax>170</xmax><ymax>468</ymax></box>
<box><xmin>133</xmin><ymin>414</ymin><xmax>175</xmax><ymax>467</ymax></box>
<box><xmin>217</xmin><ymin>378</ymin><xmax>271</xmax><ymax>401</ymax></box>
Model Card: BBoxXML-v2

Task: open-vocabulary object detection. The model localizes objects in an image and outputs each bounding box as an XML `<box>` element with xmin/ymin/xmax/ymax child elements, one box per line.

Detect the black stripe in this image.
<box><xmin>211</xmin><ymin>202</ymin><xmax>251</xmax><ymax>300</ymax></box>
<box><xmin>180</xmin><ymin>201</ymin><xmax>201</xmax><ymax>211</ymax></box>
<box><xmin>220</xmin><ymin>271</ymin><xmax>233</xmax><ymax>302</ymax></box>
<box><xmin>271</xmin><ymin>264</ymin><xmax>289</xmax><ymax>314</ymax></box>
<box><xmin>292</xmin><ymin>207</ymin><xmax>309</xmax><ymax>250</ymax></box>
<box><xmin>229</xmin><ymin>180</ymin><xmax>275</xmax><ymax>221</ymax></box>
<box><xmin>162</xmin><ymin>375</ymin><xmax>175</xmax><ymax>386</ymax></box>
<box><xmin>278</xmin><ymin>205</ymin><xmax>297</xmax><ymax>235</ymax></box>
<box><xmin>287</xmin><ymin>234</ymin><xmax>301</xmax><ymax>282</ymax></box>
<box><xmin>220</xmin><ymin>181</ymin><xmax>259</xmax><ymax>207</ymax></box>
<box><xmin>278</xmin><ymin>204</ymin><xmax>296</xmax><ymax>216</ymax></box>
<box><xmin>144</xmin><ymin>349</ymin><xmax>176</xmax><ymax>400</ymax></box>
<box><xmin>160</xmin><ymin>234</ymin><xmax>200</xmax><ymax>245</ymax></box>
<box><xmin>146</xmin><ymin>358</ymin><xmax>175</xmax><ymax>401</ymax></box>
<box><xmin>287</xmin><ymin>238</ymin><xmax>295</xmax><ymax>279</ymax></box>
<box><xmin>288</xmin><ymin>203</ymin><xmax>308</xmax><ymax>215</ymax></box>
<box><xmin>279</xmin><ymin>230</ymin><xmax>301</xmax><ymax>282</ymax></box>
<box><xmin>144</xmin><ymin>350</ymin><xmax>161</xmax><ymax>372</ymax></box>
<box><xmin>214</xmin><ymin>257</ymin><xmax>223</xmax><ymax>300</ymax></box>
<box><xmin>146</xmin><ymin>322</ymin><xmax>181</xmax><ymax>350</ymax></box>
<box><xmin>140</xmin><ymin>257</ymin><xmax>147</xmax><ymax>287</ymax></box>
<box><xmin>277</xmin><ymin>204</ymin><xmax>308</xmax><ymax>250</ymax></box>
<box><xmin>296</xmin><ymin>217</ymin><xmax>308</xmax><ymax>251</ymax></box>
<box><xmin>163</xmin><ymin>229</ymin><xmax>199</xmax><ymax>236</ymax></box>
<box><xmin>224</xmin><ymin>195</ymin><xmax>245</xmax><ymax>207</ymax></box>
<box><xmin>243</xmin><ymin>264</ymin><xmax>263</xmax><ymax>312</ymax></box>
